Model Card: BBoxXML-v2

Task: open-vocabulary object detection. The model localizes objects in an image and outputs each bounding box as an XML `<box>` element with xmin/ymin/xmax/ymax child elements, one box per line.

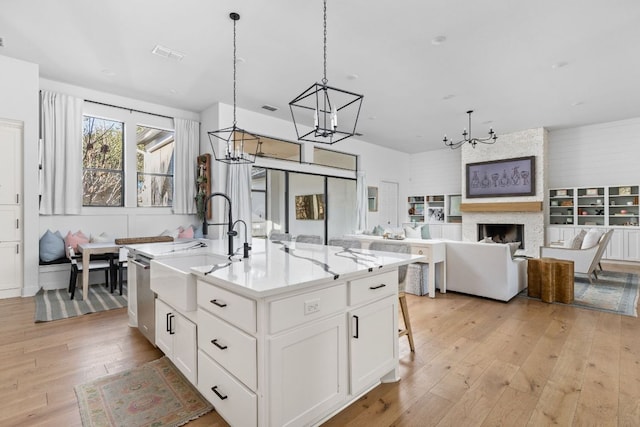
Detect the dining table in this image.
<box><xmin>77</xmin><ymin>242</ymin><xmax>121</xmax><ymax>300</ymax></box>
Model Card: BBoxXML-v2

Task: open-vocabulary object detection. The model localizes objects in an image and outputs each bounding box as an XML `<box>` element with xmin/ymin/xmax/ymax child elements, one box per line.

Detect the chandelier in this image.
<box><xmin>443</xmin><ymin>110</ymin><xmax>497</xmax><ymax>149</ymax></box>
<box><xmin>208</xmin><ymin>12</ymin><xmax>259</xmax><ymax>164</ymax></box>
<box><xmin>289</xmin><ymin>0</ymin><xmax>364</xmax><ymax>145</ymax></box>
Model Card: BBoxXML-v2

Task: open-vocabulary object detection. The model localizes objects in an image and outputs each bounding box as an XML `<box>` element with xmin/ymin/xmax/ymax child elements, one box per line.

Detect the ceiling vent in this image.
<box><xmin>0</xmin><ymin>37</ymin><xmax>4</xmax><ymax>47</ymax></box>
<box><xmin>151</xmin><ymin>44</ymin><xmax>184</xmax><ymax>61</ymax></box>
<box><xmin>261</xmin><ymin>104</ymin><xmax>278</xmax><ymax>112</ymax></box>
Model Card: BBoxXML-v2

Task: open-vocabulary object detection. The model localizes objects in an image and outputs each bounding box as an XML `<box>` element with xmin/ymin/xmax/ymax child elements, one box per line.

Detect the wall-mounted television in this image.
<box><xmin>466</xmin><ymin>156</ymin><xmax>535</xmax><ymax>198</ymax></box>
<box><xmin>295</xmin><ymin>194</ymin><xmax>325</xmax><ymax>220</ymax></box>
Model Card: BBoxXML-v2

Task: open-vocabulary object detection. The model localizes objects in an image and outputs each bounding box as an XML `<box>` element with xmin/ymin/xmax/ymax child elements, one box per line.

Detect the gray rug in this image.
<box><xmin>520</xmin><ymin>271</ymin><xmax>639</xmax><ymax>317</ymax></box>
<box><xmin>35</xmin><ymin>284</ymin><xmax>127</xmax><ymax>322</ymax></box>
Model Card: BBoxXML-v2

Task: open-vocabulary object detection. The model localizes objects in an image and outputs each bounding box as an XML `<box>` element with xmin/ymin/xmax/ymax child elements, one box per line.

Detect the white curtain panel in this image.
<box><xmin>226</xmin><ymin>163</ymin><xmax>252</xmax><ymax>243</ymax></box>
<box><xmin>173</xmin><ymin>118</ymin><xmax>200</xmax><ymax>214</ymax></box>
<box><xmin>356</xmin><ymin>170</ymin><xmax>368</xmax><ymax>231</ymax></box>
<box><xmin>40</xmin><ymin>90</ymin><xmax>83</xmax><ymax>215</ymax></box>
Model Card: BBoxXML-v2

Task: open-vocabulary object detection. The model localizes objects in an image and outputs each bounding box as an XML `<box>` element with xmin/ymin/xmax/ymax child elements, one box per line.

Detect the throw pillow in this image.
<box><xmin>39</xmin><ymin>229</ymin><xmax>66</xmax><ymax>262</ymax></box>
<box><xmin>421</xmin><ymin>224</ymin><xmax>431</xmax><ymax>239</ymax></box>
<box><xmin>65</xmin><ymin>230</ymin><xmax>89</xmax><ymax>257</ymax></box>
<box><xmin>479</xmin><ymin>236</ymin><xmax>494</xmax><ymax>243</ymax></box>
<box><xmin>404</xmin><ymin>226</ymin><xmax>421</xmax><ymax>239</ymax></box>
<box><xmin>192</xmin><ymin>223</ymin><xmax>204</xmax><ymax>239</ymax></box>
<box><xmin>90</xmin><ymin>232</ymin><xmax>114</xmax><ymax>243</ymax></box>
<box><xmin>581</xmin><ymin>228</ymin><xmax>603</xmax><ymax>249</ymax></box>
<box><xmin>178</xmin><ymin>226</ymin><xmax>195</xmax><ymax>239</ymax></box>
<box><xmin>569</xmin><ymin>229</ymin><xmax>587</xmax><ymax>249</ymax></box>
<box><xmin>372</xmin><ymin>225</ymin><xmax>385</xmax><ymax>236</ymax></box>
<box><xmin>161</xmin><ymin>228</ymin><xmax>181</xmax><ymax>239</ymax></box>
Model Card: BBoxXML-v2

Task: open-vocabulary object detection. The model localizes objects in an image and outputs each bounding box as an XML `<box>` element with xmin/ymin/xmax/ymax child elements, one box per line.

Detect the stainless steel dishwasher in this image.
<box><xmin>129</xmin><ymin>252</ymin><xmax>155</xmax><ymax>345</ymax></box>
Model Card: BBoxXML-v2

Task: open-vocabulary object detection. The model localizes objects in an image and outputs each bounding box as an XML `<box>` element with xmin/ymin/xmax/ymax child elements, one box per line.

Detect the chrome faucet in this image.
<box><xmin>230</xmin><ymin>219</ymin><xmax>251</xmax><ymax>258</ymax></box>
<box><xmin>203</xmin><ymin>192</ymin><xmax>234</xmax><ymax>256</ymax></box>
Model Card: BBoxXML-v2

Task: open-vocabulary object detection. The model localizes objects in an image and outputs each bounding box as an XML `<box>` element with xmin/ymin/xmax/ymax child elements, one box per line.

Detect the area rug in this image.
<box><xmin>520</xmin><ymin>271</ymin><xmax>639</xmax><ymax>317</ymax></box>
<box><xmin>34</xmin><ymin>284</ymin><xmax>127</xmax><ymax>322</ymax></box>
<box><xmin>75</xmin><ymin>356</ymin><xmax>213</xmax><ymax>427</ymax></box>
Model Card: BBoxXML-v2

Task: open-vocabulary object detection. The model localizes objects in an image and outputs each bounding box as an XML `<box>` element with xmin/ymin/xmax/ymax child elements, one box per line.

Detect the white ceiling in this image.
<box><xmin>2</xmin><ymin>0</ymin><xmax>640</xmax><ymax>153</ymax></box>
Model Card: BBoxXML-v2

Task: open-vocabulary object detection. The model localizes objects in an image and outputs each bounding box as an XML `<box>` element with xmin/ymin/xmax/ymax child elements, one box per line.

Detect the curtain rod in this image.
<box><xmin>85</xmin><ymin>99</ymin><xmax>174</xmax><ymax>120</ymax></box>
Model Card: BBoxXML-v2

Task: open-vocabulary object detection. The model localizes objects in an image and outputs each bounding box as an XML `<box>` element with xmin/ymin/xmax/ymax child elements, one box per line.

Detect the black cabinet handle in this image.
<box><xmin>166</xmin><ymin>312</ymin><xmax>172</xmax><ymax>332</ymax></box>
<box><xmin>369</xmin><ymin>283</ymin><xmax>387</xmax><ymax>290</ymax></box>
<box><xmin>212</xmin><ymin>339</ymin><xmax>228</xmax><ymax>350</ymax></box>
<box><xmin>353</xmin><ymin>315</ymin><xmax>359</xmax><ymax>339</ymax></box>
<box><xmin>211</xmin><ymin>299</ymin><xmax>227</xmax><ymax>308</ymax></box>
<box><xmin>212</xmin><ymin>385</ymin><xmax>228</xmax><ymax>400</ymax></box>
<box><xmin>168</xmin><ymin>314</ymin><xmax>175</xmax><ymax>335</ymax></box>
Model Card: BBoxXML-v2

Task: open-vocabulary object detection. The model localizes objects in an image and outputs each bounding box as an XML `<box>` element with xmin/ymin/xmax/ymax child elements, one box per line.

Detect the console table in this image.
<box><xmin>345</xmin><ymin>235</ymin><xmax>446</xmax><ymax>298</ymax></box>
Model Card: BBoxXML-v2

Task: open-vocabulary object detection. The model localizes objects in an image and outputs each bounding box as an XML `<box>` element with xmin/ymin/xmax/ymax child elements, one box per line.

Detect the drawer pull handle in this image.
<box><xmin>166</xmin><ymin>312</ymin><xmax>172</xmax><ymax>332</ymax></box>
<box><xmin>211</xmin><ymin>299</ymin><xmax>227</xmax><ymax>308</ymax></box>
<box><xmin>168</xmin><ymin>314</ymin><xmax>175</xmax><ymax>335</ymax></box>
<box><xmin>212</xmin><ymin>385</ymin><xmax>228</xmax><ymax>400</ymax></box>
<box><xmin>418</xmin><ymin>250</ymin><xmax>424</xmax><ymax>255</ymax></box>
<box><xmin>369</xmin><ymin>284</ymin><xmax>386</xmax><ymax>290</ymax></box>
<box><xmin>212</xmin><ymin>339</ymin><xmax>228</xmax><ymax>350</ymax></box>
<box><xmin>353</xmin><ymin>315</ymin><xmax>359</xmax><ymax>339</ymax></box>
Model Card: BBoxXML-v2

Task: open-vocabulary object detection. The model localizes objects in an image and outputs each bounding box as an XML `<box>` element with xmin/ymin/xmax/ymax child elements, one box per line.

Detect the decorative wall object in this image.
<box><xmin>466</xmin><ymin>156</ymin><xmax>535</xmax><ymax>198</ymax></box>
<box><xmin>195</xmin><ymin>154</ymin><xmax>211</xmax><ymax>220</ymax></box>
<box><xmin>295</xmin><ymin>194</ymin><xmax>325</xmax><ymax>220</ymax></box>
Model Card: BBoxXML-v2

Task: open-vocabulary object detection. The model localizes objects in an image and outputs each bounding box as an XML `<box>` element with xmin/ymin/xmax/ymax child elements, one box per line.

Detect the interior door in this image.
<box><xmin>378</xmin><ymin>181</ymin><xmax>398</xmax><ymax>227</ymax></box>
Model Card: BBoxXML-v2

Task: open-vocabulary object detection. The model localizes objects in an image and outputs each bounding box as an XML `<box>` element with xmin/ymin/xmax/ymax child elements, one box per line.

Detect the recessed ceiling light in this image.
<box><xmin>347</xmin><ymin>74</ymin><xmax>359</xmax><ymax>80</ymax></box>
<box><xmin>169</xmin><ymin>88</ymin><xmax>178</xmax><ymax>94</ymax></box>
<box><xmin>368</xmin><ymin>116</ymin><xmax>377</xmax><ymax>120</ymax></box>
<box><xmin>431</xmin><ymin>35</ymin><xmax>447</xmax><ymax>45</ymax></box>
<box><xmin>482</xmin><ymin>120</ymin><xmax>493</xmax><ymax>125</ymax></box>
<box><xmin>235</xmin><ymin>57</ymin><xmax>246</xmax><ymax>64</ymax></box>
<box><xmin>551</xmin><ymin>61</ymin><xmax>568</xmax><ymax>69</ymax></box>
<box><xmin>151</xmin><ymin>44</ymin><xmax>185</xmax><ymax>61</ymax></box>
<box><xmin>442</xmin><ymin>94</ymin><xmax>455</xmax><ymax>100</ymax></box>
<box><xmin>571</xmin><ymin>101</ymin><xmax>584</xmax><ymax>107</ymax></box>
<box><xmin>101</xmin><ymin>69</ymin><xmax>116</xmax><ymax>77</ymax></box>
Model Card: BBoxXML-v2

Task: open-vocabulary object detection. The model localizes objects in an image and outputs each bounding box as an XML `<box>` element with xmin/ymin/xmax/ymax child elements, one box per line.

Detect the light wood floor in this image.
<box><xmin>1</xmin><ymin>264</ymin><xmax>638</xmax><ymax>426</ymax></box>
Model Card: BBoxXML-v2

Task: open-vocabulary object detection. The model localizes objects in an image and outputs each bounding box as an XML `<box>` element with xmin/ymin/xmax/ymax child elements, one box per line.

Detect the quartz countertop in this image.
<box><xmin>146</xmin><ymin>238</ymin><xmax>424</xmax><ymax>298</ymax></box>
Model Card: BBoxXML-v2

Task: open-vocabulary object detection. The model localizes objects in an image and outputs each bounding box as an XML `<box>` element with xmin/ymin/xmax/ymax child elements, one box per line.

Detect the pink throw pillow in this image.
<box><xmin>65</xmin><ymin>230</ymin><xmax>90</xmax><ymax>256</ymax></box>
<box><xmin>178</xmin><ymin>226</ymin><xmax>194</xmax><ymax>239</ymax></box>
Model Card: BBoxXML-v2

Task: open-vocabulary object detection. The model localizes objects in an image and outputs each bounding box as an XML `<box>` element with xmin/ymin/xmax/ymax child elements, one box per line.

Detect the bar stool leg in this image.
<box><xmin>398</xmin><ymin>292</ymin><xmax>415</xmax><ymax>352</ymax></box>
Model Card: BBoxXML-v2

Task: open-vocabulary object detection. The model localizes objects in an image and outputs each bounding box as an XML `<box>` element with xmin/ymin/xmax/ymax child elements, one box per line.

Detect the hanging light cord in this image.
<box><xmin>322</xmin><ymin>0</ymin><xmax>328</xmax><ymax>85</ymax></box>
<box><xmin>233</xmin><ymin>15</ymin><xmax>238</xmax><ymax>126</ymax></box>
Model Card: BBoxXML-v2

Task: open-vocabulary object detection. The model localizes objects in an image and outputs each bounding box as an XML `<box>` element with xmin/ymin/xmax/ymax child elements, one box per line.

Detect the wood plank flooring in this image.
<box><xmin>1</xmin><ymin>264</ymin><xmax>638</xmax><ymax>426</ymax></box>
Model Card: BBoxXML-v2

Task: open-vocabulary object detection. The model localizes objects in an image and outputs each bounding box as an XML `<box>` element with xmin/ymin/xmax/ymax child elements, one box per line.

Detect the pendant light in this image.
<box><xmin>289</xmin><ymin>0</ymin><xmax>364</xmax><ymax>145</ymax></box>
<box><xmin>443</xmin><ymin>110</ymin><xmax>497</xmax><ymax>149</ymax></box>
<box><xmin>208</xmin><ymin>12</ymin><xmax>260</xmax><ymax>164</ymax></box>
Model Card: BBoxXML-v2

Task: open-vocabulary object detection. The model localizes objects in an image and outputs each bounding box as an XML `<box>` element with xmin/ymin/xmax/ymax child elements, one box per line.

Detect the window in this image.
<box><xmin>136</xmin><ymin>125</ymin><xmax>175</xmax><ymax>207</ymax></box>
<box><xmin>312</xmin><ymin>147</ymin><xmax>357</xmax><ymax>171</ymax></box>
<box><xmin>82</xmin><ymin>116</ymin><xmax>124</xmax><ymax>206</ymax></box>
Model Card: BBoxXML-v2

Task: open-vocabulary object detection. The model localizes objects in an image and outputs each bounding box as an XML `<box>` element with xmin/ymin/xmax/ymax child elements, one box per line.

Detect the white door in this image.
<box><xmin>173</xmin><ymin>312</ymin><xmax>197</xmax><ymax>384</ymax></box>
<box><xmin>378</xmin><ymin>181</ymin><xmax>398</xmax><ymax>227</ymax></box>
<box><xmin>0</xmin><ymin>119</ymin><xmax>22</xmax><ymax>298</ymax></box>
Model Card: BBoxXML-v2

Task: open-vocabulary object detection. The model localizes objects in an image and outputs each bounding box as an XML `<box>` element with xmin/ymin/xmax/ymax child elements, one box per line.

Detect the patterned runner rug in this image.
<box><xmin>34</xmin><ymin>284</ymin><xmax>128</xmax><ymax>322</ymax></box>
<box><xmin>75</xmin><ymin>357</ymin><xmax>212</xmax><ymax>427</ymax></box>
<box><xmin>520</xmin><ymin>271</ymin><xmax>639</xmax><ymax>317</ymax></box>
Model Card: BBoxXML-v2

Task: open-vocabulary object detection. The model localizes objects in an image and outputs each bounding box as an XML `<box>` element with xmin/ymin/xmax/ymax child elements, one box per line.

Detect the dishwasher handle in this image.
<box><xmin>130</xmin><ymin>259</ymin><xmax>151</xmax><ymax>270</ymax></box>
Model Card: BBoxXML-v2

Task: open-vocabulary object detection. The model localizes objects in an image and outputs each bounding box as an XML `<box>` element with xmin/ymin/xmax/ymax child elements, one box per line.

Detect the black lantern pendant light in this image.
<box><xmin>208</xmin><ymin>12</ymin><xmax>259</xmax><ymax>164</ymax></box>
<box><xmin>289</xmin><ymin>0</ymin><xmax>364</xmax><ymax>144</ymax></box>
<box><xmin>443</xmin><ymin>110</ymin><xmax>497</xmax><ymax>149</ymax></box>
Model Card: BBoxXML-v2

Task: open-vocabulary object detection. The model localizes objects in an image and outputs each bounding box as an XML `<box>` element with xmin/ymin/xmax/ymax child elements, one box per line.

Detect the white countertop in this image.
<box><xmin>143</xmin><ymin>238</ymin><xmax>425</xmax><ymax>298</ymax></box>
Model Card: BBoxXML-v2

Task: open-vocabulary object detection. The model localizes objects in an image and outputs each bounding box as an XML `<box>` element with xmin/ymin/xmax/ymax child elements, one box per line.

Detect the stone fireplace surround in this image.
<box><xmin>478</xmin><ymin>223</ymin><xmax>525</xmax><ymax>249</ymax></box>
<box><xmin>460</xmin><ymin>128</ymin><xmax>548</xmax><ymax>258</ymax></box>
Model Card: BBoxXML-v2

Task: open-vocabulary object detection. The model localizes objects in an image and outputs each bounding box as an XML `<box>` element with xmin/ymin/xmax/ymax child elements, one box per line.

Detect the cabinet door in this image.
<box><xmin>0</xmin><ymin>207</ymin><xmax>20</xmax><ymax>241</ymax></box>
<box><xmin>155</xmin><ymin>299</ymin><xmax>173</xmax><ymax>357</ymax></box>
<box><xmin>269</xmin><ymin>314</ymin><xmax>346</xmax><ymax>427</ymax></box>
<box><xmin>0</xmin><ymin>120</ymin><xmax>21</xmax><ymax>205</ymax></box>
<box><xmin>350</xmin><ymin>295</ymin><xmax>397</xmax><ymax>395</ymax></box>
<box><xmin>173</xmin><ymin>312</ymin><xmax>197</xmax><ymax>384</ymax></box>
<box><xmin>0</xmin><ymin>242</ymin><xmax>21</xmax><ymax>292</ymax></box>
<box><xmin>624</xmin><ymin>230</ymin><xmax>640</xmax><ymax>262</ymax></box>
<box><xmin>605</xmin><ymin>229</ymin><xmax>624</xmax><ymax>260</ymax></box>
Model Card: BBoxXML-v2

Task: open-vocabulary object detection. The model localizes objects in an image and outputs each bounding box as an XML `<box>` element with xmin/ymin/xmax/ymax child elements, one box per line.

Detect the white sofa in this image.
<box><xmin>445</xmin><ymin>241</ymin><xmax>527</xmax><ymax>301</ymax></box>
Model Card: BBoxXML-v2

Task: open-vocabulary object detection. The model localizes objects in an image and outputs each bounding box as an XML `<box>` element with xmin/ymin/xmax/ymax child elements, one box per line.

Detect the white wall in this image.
<box><xmin>0</xmin><ymin>55</ymin><xmax>39</xmax><ymax>296</ymax></box>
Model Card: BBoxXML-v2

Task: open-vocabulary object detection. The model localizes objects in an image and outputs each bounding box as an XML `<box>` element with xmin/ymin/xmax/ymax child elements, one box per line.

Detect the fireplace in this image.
<box><xmin>478</xmin><ymin>223</ymin><xmax>525</xmax><ymax>249</ymax></box>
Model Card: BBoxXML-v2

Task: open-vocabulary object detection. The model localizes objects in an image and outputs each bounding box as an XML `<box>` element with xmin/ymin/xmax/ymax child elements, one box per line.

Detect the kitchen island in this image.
<box><xmin>143</xmin><ymin>238</ymin><xmax>423</xmax><ymax>427</ymax></box>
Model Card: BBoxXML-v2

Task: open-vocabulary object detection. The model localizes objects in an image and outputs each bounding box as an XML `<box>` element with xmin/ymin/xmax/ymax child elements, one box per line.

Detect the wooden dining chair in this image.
<box><xmin>67</xmin><ymin>246</ymin><xmax>112</xmax><ymax>300</ymax></box>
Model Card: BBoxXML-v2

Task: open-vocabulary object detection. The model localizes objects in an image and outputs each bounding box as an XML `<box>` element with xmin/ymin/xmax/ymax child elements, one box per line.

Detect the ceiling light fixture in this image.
<box><xmin>443</xmin><ymin>110</ymin><xmax>497</xmax><ymax>149</ymax></box>
<box><xmin>289</xmin><ymin>0</ymin><xmax>364</xmax><ymax>145</ymax></box>
<box><xmin>207</xmin><ymin>12</ymin><xmax>259</xmax><ymax>165</ymax></box>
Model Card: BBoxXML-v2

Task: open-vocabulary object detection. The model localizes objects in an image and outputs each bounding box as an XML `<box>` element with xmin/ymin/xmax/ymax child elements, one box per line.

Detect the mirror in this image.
<box><xmin>367</xmin><ymin>186</ymin><xmax>378</xmax><ymax>212</ymax></box>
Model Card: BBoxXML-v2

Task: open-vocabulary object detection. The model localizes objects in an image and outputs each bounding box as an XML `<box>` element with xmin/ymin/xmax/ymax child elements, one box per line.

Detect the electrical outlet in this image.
<box><xmin>304</xmin><ymin>299</ymin><xmax>320</xmax><ymax>315</ymax></box>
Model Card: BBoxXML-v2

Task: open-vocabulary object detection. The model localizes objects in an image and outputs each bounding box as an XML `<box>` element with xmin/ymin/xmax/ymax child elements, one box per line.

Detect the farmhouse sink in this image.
<box><xmin>151</xmin><ymin>253</ymin><xmax>228</xmax><ymax>312</ymax></box>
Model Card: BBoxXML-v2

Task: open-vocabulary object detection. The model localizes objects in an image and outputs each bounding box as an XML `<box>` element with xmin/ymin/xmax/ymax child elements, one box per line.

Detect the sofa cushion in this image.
<box><xmin>64</xmin><ymin>230</ymin><xmax>89</xmax><ymax>256</ymax></box>
<box><xmin>581</xmin><ymin>228</ymin><xmax>603</xmax><ymax>249</ymax></box>
<box><xmin>404</xmin><ymin>226</ymin><xmax>421</xmax><ymax>239</ymax></box>
<box><xmin>90</xmin><ymin>232</ymin><xmax>114</xmax><ymax>243</ymax></box>
<box><xmin>567</xmin><ymin>229</ymin><xmax>587</xmax><ymax>249</ymax></box>
<box><xmin>178</xmin><ymin>226</ymin><xmax>194</xmax><ymax>239</ymax></box>
<box><xmin>421</xmin><ymin>224</ymin><xmax>431</xmax><ymax>239</ymax></box>
<box><xmin>507</xmin><ymin>242</ymin><xmax>521</xmax><ymax>257</ymax></box>
<box><xmin>39</xmin><ymin>229</ymin><xmax>66</xmax><ymax>262</ymax></box>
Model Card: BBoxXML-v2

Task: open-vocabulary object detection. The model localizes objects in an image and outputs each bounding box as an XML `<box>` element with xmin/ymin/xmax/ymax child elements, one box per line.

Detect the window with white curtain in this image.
<box><xmin>136</xmin><ymin>125</ymin><xmax>175</xmax><ymax>207</ymax></box>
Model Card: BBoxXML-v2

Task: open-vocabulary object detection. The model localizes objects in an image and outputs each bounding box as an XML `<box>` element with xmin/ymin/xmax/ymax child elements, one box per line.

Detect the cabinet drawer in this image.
<box><xmin>410</xmin><ymin>245</ymin><xmax>430</xmax><ymax>258</ymax></box>
<box><xmin>198</xmin><ymin>309</ymin><xmax>257</xmax><ymax>390</ymax></box>
<box><xmin>269</xmin><ymin>283</ymin><xmax>347</xmax><ymax>334</ymax></box>
<box><xmin>198</xmin><ymin>350</ymin><xmax>257</xmax><ymax>427</ymax></box>
<box><xmin>197</xmin><ymin>280</ymin><xmax>256</xmax><ymax>334</ymax></box>
<box><xmin>349</xmin><ymin>270</ymin><xmax>398</xmax><ymax>306</ymax></box>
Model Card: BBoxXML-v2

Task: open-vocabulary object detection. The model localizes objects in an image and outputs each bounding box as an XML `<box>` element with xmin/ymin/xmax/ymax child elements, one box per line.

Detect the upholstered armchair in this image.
<box><xmin>539</xmin><ymin>229</ymin><xmax>614</xmax><ymax>283</ymax></box>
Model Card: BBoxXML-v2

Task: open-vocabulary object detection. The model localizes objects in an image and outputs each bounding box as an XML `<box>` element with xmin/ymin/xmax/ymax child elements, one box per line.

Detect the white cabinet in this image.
<box><xmin>349</xmin><ymin>295</ymin><xmax>397</xmax><ymax>394</ymax></box>
<box><xmin>546</xmin><ymin>226</ymin><xmax>578</xmax><ymax>245</ymax></box>
<box><xmin>624</xmin><ymin>230</ymin><xmax>640</xmax><ymax>262</ymax></box>
<box><xmin>269</xmin><ymin>314</ymin><xmax>347</xmax><ymax>427</ymax></box>
<box><xmin>606</xmin><ymin>229</ymin><xmax>625</xmax><ymax>260</ymax></box>
<box><xmin>0</xmin><ymin>119</ymin><xmax>22</xmax><ymax>298</ymax></box>
<box><xmin>155</xmin><ymin>299</ymin><xmax>197</xmax><ymax>383</ymax></box>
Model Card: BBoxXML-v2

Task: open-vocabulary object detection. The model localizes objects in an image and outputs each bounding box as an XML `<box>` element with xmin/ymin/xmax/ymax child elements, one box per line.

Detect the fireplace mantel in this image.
<box><xmin>460</xmin><ymin>201</ymin><xmax>543</xmax><ymax>212</ymax></box>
